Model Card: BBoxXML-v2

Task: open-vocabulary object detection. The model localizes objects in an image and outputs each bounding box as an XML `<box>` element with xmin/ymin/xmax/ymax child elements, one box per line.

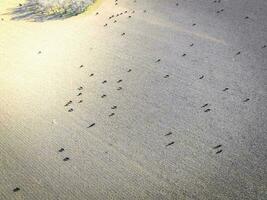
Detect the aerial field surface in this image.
<box><xmin>0</xmin><ymin>0</ymin><xmax>266</xmax><ymax>199</ymax></box>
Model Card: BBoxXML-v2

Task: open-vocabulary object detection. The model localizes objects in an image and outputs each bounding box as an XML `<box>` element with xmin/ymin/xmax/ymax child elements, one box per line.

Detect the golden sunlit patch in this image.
<box><xmin>84</xmin><ymin>0</ymin><xmax>104</xmax><ymax>14</ymax></box>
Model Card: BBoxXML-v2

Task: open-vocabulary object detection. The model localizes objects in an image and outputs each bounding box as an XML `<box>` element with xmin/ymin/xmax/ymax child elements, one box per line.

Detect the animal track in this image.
<box><xmin>13</xmin><ymin>187</ymin><xmax>20</xmax><ymax>192</ymax></box>
<box><xmin>111</xmin><ymin>105</ymin><xmax>117</xmax><ymax>109</ymax></box>
<box><xmin>68</xmin><ymin>108</ymin><xmax>74</xmax><ymax>112</ymax></box>
<box><xmin>65</xmin><ymin>101</ymin><xmax>72</xmax><ymax>107</ymax></box>
<box><xmin>109</xmin><ymin>113</ymin><xmax>115</xmax><ymax>117</ymax></box>
<box><xmin>164</xmin><ymin>75</ymin><xmax>170</xmax><ymax>78</ymax></box>
<box><xmin>166</xmin><ymin>141</ymin><xmax>175</xmax><ymax>147</ymax></box>
<box><xmin>235</xmin><ymin>51</ymin><xmax>241</xmax><ymax>56</ymax></box>
<box><xmin>216</xmin><ymin>9</ymin><xmax>224</xmax><ymax>14</ymax></box>
<box><xmin>201</xmin><ymin>103</ymin><xmax>211</xmax><ymax>112</ymax></box>
<box><xmin>216</xmin><ymin>150</ymin><xmax>223</xmax><ymax>154</ymax></box>
<box><xmin>243</xmin><ymin>98</ymin><xmax>250</xmax><ymax>102</ymax></box>
<box><xmin>165</xmin><ymin>132</ymin><xmax>173</xmax><ymax>136</ymax></box>
<box><xmin>88</xmin><ymin>123</ymin><xmax>96</xmax><ymax>128</ymax></box>
<box><xmin>213</xmin><ymin>144</ymin><xmax>223</xmax><ymax>154</ymax></box>
<box><xmin>201</xmin><ymin>103</ymin><xmax>209</xmax><ymax>108</ymax></box>
<box><xmin>63</xmin><ymin>157</ymin><xmax>70</xmax><ymax>161</ymax></box>
<box><xmin>213</xmin><ymin>144</ymin><xmax>222</xmax><ymax>149</ymax></box>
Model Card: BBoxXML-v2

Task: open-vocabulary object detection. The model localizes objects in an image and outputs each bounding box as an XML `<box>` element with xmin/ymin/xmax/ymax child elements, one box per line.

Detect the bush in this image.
<box><xmin>11</xmin><ymin>0</ymin><xmax>95</xmax><ymax>21</ymax></box>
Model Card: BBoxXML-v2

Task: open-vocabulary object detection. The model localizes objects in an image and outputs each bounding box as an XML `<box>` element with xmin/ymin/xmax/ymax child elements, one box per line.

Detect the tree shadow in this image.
<box><xmin>9</xmin><ymin>0</ymin><xmax>94</xmax><ymax>22</ymax></box>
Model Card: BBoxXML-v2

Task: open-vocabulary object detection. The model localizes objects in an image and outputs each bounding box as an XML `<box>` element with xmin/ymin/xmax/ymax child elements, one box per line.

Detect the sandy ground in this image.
<box><xmin>0</xmin><ymin>0</ymin><xmax>267</xmax><ymax>199</ymax></box>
